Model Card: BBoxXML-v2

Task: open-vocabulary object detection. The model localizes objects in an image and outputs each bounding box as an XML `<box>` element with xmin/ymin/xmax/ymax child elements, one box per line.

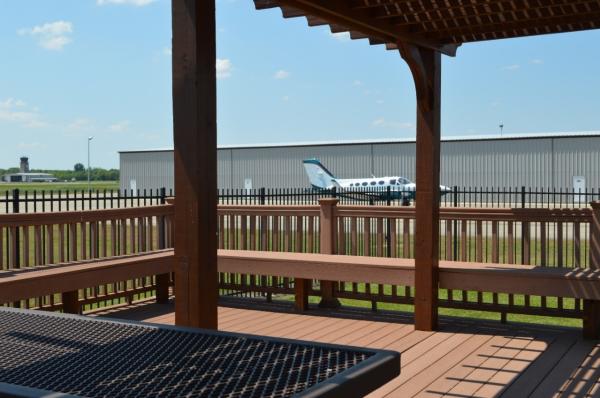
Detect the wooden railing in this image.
<box><xmin>2</xmin><ymin>200</ymin><xmax>597</xmax><ymax>325</ymax></box>
<box><xmin>217</xmin><ymin>200</ymin><xmax>597</xmax><ymax>322</ymax></box>
<box><xmin>0</xmin><ymin>205</ymin><xmax>174</xmax><ymax>311</ymax></box>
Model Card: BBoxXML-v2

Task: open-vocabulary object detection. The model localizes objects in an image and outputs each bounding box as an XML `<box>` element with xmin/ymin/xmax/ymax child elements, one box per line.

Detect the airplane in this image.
<box><xmin>303</xmin><ymin>158</ymin><xmax>452</xmax><ymax>205</ymax></box>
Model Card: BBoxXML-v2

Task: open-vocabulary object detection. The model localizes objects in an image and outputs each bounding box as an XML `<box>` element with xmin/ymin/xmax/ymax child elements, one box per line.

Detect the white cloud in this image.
<box><xmin>18</xmin><ymin>21</ymin><xmax>73</xmax><ymax>51</ymax></box>
<box><xmin>274</xmin><ymin>70</ymin><xmax>290</xmax><ymax>80</ymax></box>
<box><xmin>97</xmin><ymin>0</ymin><xmax>156</xmax><ymax>6</ymax></box>
<box><xmin>282</xmin><ymin>95</ymin><xmax>290</xmax><ymax>102</ymax></box>
<box><xmin>0</xmin><ymin>98</ymin><xmax>46</xmax><ymax>128</ymax></box>
<box><xmin>376</xmin><ymin>99</ymin><xmax>384</xmax><ymax>104</ymax></box>
<box><xmin>18</xmin><ymin>142</ymin><xmax>45</xmax><ymax>149</ymax></box>
<box><xmin>530</xmin><ymin>59</ymin><xmax>544</xmax><ymax>65</ymax></box>
<box><xmin>217</xmin><ymin>58</ymin><xmax>232</xmax><ymax>79</ymax></box>
<box><xmin>503</xmin><ymin>64</ymin><xmax>520</xmax><ymax>71</ymax></box>
<box><xmin>163</xmin><ymin>46</ymin><xmax>172</xmax><ymax>56</ymax></box>
<box><xmin>108</xmin><ymin>120</ymin><xmax>130</xmax><ymax>132</ymax></box>
<box><xmin>330</xmin><ymin>31</ymin><xmax>350</xmax><ymax>41</ymax></box>
<box><xmin>372</xmin><ymin>118</ymin><xmax>413</xmax><ymax>130</ymax></box>
<box><xmin>353</xmin><ymin>80</ymin><xmax>363</xmax><ymax>86</ymax></box>
<box><xmin>67</xmin><ymin>118</ymin><xmax>94</xmax><ymax>132</ymax></box>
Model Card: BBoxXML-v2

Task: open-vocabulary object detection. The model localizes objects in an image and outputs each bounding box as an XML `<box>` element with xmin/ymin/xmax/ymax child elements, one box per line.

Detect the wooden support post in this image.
<box><xmin>295</xmin><ymin>278</ymin><xmax>310</xmax><ymax>311</ymax></box>
<box><xmin>400</xmin><ymin>44</ymin><xmax>441</xmax><ymax>331</ymax></box>
<box><xmin>172</xmin><ymin>0</ymin><xmax>218</xmax><ymax>329</ymax></box>
<box><xmin>318</xmin><ymin>198</ymin><xmax>341</xmax><ymax>308</ymax></box>
<box><xmin>62</xmin><ymin>290</ymin><xmax>80</xmax><ymax>314</ymax></box>
<box><xmin>584</xmin><ymin>201</ymin><xmax>600</xmax><ymax>339</ymax></box>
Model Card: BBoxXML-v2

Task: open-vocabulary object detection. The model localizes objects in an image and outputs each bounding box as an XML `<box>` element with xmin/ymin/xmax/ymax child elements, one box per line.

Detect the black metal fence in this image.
<box><xmin>0</xmin><ymin>188</ymin><xmax>172</xmax><ymax>214</ymax></box>
<box><xmin>218</xmin><ymin>186</ymin><xmax>600</xmax><ymax>208</ymax></box>
<box><xmin>1</xmin><ymin>186</ymin><xmax>598</xmax><ymax>214</ymax></box>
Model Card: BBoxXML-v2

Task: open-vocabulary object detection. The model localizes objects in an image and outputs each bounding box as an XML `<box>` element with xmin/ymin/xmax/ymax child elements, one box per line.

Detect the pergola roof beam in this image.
<box><xmin>257</xmin><ymin>0</ymin><xmax>460</xmax><ymax>55</ymax></box>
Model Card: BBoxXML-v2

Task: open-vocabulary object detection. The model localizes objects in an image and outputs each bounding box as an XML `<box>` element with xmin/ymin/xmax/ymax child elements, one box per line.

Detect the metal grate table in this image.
<box><xmin>0</xmin><ymin>308</ymin><xmax>400</xmax><ymax>397</ymax></box>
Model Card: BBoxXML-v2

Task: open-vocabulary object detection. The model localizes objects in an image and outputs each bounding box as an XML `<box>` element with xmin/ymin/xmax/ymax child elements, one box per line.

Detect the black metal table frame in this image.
<box><xmin>0</xmin><ymin>308</ymin><xmax>400</xmax><ymax>398</ymax></box>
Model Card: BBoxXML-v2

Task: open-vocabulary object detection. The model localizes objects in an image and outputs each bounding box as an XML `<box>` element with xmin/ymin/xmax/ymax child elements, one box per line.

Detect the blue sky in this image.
<box><xmin>1</xmin><ymin>0</ymin><xmax>599</xmax><ymax>169</ymax></box>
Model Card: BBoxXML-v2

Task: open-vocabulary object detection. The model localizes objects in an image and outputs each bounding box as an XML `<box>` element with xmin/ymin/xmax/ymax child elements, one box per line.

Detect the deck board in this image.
<box><xmin>93</xmin><ymin>299</ymin><xmax>600</xmax><ymax>398</ymax></box>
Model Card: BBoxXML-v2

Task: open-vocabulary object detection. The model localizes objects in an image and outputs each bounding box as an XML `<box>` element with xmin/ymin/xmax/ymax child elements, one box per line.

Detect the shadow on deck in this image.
<box><xmin>95</xmin><ymin>299</ymin><xmax>600</xmax><ymax>398</ymax></box>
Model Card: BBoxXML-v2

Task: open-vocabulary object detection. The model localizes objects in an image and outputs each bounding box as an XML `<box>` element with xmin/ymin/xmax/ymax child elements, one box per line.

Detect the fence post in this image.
<box><xmin>453</xmin><ymin>186</ymin><xmax>458</xmax><ymax>260</ymax></box>
<box><xmin>10</xmin><ymin>189</ymin><xmax>21</xmax><ymax>308</ymax></box>
<box><xmin>156</xmin><ymin>187</ymin><xmax>170</xmax><ymax>304</ymax></box>
<box><xmin>317</xmin><ymin>198</ymin><xmax>341</xmax><ymax>309</ymax></box>
<box><xmin>583</xmin><ymin>201</ymin><xmax>600</xmax><ymax>339</ymax></box>
<box><xmin>386</xmin><ymin>186</ymin><xmax>392</xmax><ymax>258</ymax></box>
<box><xmin>259</xmin><ymin>187</ymin><xmax>266</xmax><ymax>205</ymax></box>
<box><xmin>520</xmin><ymin>186</ymin><xmax>529</xmax><ymax>264</ymax></box>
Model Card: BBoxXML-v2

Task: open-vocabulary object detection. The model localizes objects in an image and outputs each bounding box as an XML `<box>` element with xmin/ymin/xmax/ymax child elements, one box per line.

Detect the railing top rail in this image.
<box><xmin>0</xmin><ymin>204</ymin><xmax>174</xmax><ymax>227</ymax></box>
<box><xmin>335</xmin><ymin>205</ymin><xmax>593</xmax><ymax>222</ymax></box>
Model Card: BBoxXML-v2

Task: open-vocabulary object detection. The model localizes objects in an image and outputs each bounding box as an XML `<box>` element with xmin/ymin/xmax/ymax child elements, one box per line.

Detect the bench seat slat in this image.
<box><xmin>0</xmin><ymin>250</ymin><xmax>174</xmax><ymax>303</ymax></box>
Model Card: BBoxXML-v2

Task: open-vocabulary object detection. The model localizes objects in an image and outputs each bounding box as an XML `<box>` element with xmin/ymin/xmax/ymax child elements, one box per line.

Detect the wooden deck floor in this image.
<box><xmin>95</xmin><ymin>299</ymin><xmax>600</xmax><ymax>398</ymax></box>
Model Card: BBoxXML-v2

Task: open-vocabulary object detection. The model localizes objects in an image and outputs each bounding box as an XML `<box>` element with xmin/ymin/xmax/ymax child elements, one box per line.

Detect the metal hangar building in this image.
<box><xmin>119</xmin><ymin>131</ymin><xmax>600</xmax><ymax>193</ymax></box>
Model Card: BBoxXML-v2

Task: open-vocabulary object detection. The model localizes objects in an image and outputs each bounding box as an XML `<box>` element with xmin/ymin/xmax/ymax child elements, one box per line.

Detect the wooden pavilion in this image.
<box><xmin>171</xmin><ymin>0</ymin><xmax>600</xmax><ymax>331</ymax></box>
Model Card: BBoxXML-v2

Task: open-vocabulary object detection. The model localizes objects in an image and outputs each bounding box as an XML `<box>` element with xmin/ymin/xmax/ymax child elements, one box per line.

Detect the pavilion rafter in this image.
<box><xmin>255</xmin><ymin>0</ymin><xmax>600</xmax><ymax>54</ymax></box>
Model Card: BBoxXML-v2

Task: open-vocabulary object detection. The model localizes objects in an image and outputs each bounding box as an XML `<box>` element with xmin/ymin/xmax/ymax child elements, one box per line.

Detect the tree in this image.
<box><xmin>74</xmin><ymin>163</ymin><xmax>85</xmax><ymax>172</ymax></box>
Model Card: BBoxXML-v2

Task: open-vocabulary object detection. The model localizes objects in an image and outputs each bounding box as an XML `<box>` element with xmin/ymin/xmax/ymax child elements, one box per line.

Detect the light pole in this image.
<box><xmin>87</xmin><ymin>136</ymin><xmax>94</xmax><ymax>192</ymax></box>
<box><xmin>499</xmin><ymin>123</ymin><xmax>504</xmax><ymax>137</ymax></box>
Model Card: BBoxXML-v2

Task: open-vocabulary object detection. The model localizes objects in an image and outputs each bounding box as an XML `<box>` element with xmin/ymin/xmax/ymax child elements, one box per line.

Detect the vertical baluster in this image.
<box><xmin>250</xmin><ymin>215</ymin><xmax>256</xmax><ymax>251</ymax></box>
<box><xmin>295</xmin><ymin>216</ymin><xmax>303</xmax><ymax>253</ymax></box>
<box><xmin>260</xmin><ymin>215</ymin><xmax>267</xmax><ymax>251</ymax></box>
<box><xmin>376</xmin><ymin>218</ymin><xmax>383</xmax><ymax>257</ymax></box>
<box><xmin>129</xmin><ymin>218</ymin><xmax>136</xmax><ymax>254</ymax></box>
<box><xmin>34</xmin><ymin>226</ymin><xmax>42</xmax><ymax>266</ymax></box>
<box><xmin>111</xmin><ymin>220</ymin><xmax>118</xmax><ymax>257</ymax></box>
<box><xmin>272</xmin><ymin>216</ymin><xmax>280</xmax><ymax>252</ymax></box>
<box><xmin>507</xmin><ymin>221</ymin><xmax>514</xmax><ymax>264</ymax></box>
<box><xmin>460</xmin><ymin>220</ymin><xmax>467</xmax><ymax>261</ymax></box>
<box><xmin>46</xmin><ymin>224</ymin><xmax>54</xmax><ymax>265</ymax></box>
<box><xmin>556</xmin><ymin>221</ymin><xmax>563</xmax><ymax>267</ymax></box>
<box><xmin>445</xmin><ymin>219</ymin><xmax>453</xmax><ymax>261</ymax></box>
<box><xmin>120</xmin><ymin>219</ymin><xmax>127</xmax><ymax>255</ymax></box>
<box><xmin>402</xmin><ymin>218</ymin><xmax>410</xmax><ymax>258</ymax></box>
<box><xmin>240</xmin><ymin>215</ymin><xmax>247</xmax><ymax>250</ymax></box>
<box><xmin>389</xmin><ymin>218</ymin><xmax>397</xmax><ymax>257</ymax></box>
<box><xmin>491</xmin><ymin>220</ymin><xmax>499</xmax><ymax>263</ymax></box>
<box><xmin>574</xmin><ymin>221</ymin><xmax>581</xmax><ymax>268</ymax></box>
<box><xmin>522</xmin><ymin>221</ymin><xmax>530</xmax><ymax>265</ymax></box>
<box><xmin>540</xmin><ymin>221</ymin><xmax>547</xmax><ymax>266</ymax></box>
<box><xmin>59</xmin><ymin>224</ymin><xmax>66</xmax><ymax>263</ymax></box>
<box><xmin>228</xmin><ymin>215</ymin><xmax>236</xmax><ymax>250</ymax></box>
<box><xmin>338</xmin><ymin>217</ymin><xmax>346</xmax><ymax>255</ymax></box>
<box><xmin>218</xmin><ymin>214</ymin><xmax>225</xmax><ymax>249</ymax></box>
<box><xmin>364</xmin><ymin>217</ymin><xmax>371</xmax><ymax>256</ymax></box>
<box><xmin>307</xmin><ymin>216</ymin><xmax>314</xmax><ymax>253</ymax></box>
<box><xmin>23</xmin><ymin>226</ymin><xmax>30</xmax><ymax>267</ymax></box>
<box><xmin>476</xmin><ymin>220</ymin><xmax>483</xmax><ymax>263</ymax></box>
<box><xmin>351</xmin><ymin>217</ymin><xmax>358</xmax><ymax>256</ymax></box>
<box><xmin>284</xmin><ymin>216</ymin><xmax>291</xmax><ymax>252</ymax></box>
<box><xmin>80</xmin><ymin>222</ymin><xmax>87</xmax><ymax>260</ymax></box>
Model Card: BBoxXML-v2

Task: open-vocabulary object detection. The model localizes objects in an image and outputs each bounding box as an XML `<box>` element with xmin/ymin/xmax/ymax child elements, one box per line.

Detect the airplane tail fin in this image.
<box><xmin>303</xmin><ymin>159</ymin><xmax>339</xmax><ymax>189</ymax></box>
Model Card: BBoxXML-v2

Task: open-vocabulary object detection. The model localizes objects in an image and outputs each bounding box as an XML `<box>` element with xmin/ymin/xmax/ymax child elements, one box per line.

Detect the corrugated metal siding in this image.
<box><xmin>119</xmin><ymin>151</ymin><xmax>174</xmax><ymax>193</ymax></box>
<box><xmin>440</xmin><ymin>139</ymin><xmax>552</xmax><ymax>188</ymax></box>
<box><xmin>552</xmin><ymin>137</ymin><xmax>600</xmax><ymax>189</ymax></box>
<box><xmin>230</xmin><ymin>144</ymin><xmax>371</xmax><ymax>188</ymax></box>
<box><xmin>119</xmin><ymin>135</ymin><xmax>600</xmax><ymax>192</ymax></box>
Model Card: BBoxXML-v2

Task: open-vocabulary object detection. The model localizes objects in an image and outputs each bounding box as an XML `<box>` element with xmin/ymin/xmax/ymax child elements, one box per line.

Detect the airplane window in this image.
<box><xmin>378</xmin><ymin>181</ymin><xmax>385</xmax><ymax>185</ymax></box>
<box><xmin>370</xmin><ymin>181</ymin><xmax>376</xmax><ymax>186</ymax></box>
<box><xmin>389</xmin><ymin>179</ymin><xmax>397</xmax><ymax>185</ymax></box>
<box><xmin>362</xmin><ymin>182</ymin><xmax>368</xmax><ymax>186</ymax></box>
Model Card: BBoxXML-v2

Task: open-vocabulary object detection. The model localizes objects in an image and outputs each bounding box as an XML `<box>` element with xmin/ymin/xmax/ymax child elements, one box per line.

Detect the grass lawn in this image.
<box><xmin>0</xmin><ymin>181</ymin><xmax>119</xmax><ymax>193</ymax></box>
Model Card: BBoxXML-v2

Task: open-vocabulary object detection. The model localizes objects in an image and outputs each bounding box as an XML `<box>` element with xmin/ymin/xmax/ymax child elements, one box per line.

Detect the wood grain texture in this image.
<box><xmin>96</xmin><ymin>300</ymin><xmax>600</xmax><ymax>398</ymax></box>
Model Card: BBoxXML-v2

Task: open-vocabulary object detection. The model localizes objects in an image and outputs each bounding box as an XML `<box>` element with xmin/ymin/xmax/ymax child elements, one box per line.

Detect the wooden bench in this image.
<box><xmin>0</xmin><ymin>250</ymin><xmax>175</xmax><ymax>313</ymax></box>
<box><xmin>218</xmin><ymin>249</ymin><xmax>600</xmax><ymax>337</ymax></box>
